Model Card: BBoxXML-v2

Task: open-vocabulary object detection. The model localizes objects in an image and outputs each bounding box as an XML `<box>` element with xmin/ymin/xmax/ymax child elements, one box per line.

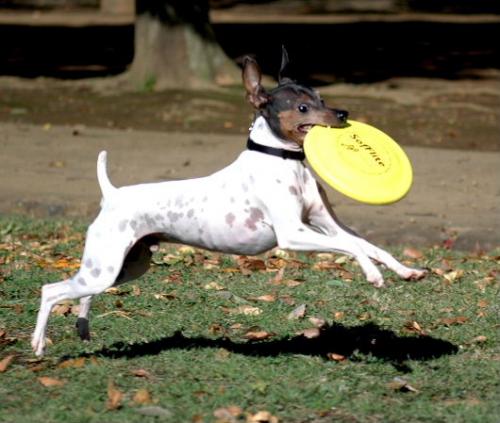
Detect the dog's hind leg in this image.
<box><xmin>32</xmin><ymin>218</ymin><xmax>139</xmax><ymax>356</ymax></box>
<box><xmin>73</xmin><ymin>237</ymin><xmax>155</xmax><ymax>343</ymax></box>
<box><xmin>76</xmin><ymin>296</ymin><xmax>93</xmax><ymax>341</ymax></box>
<box><xmin>32</xmin><ymin>264</ymin><xmax>123</xmax><ymax>356</ymax></box>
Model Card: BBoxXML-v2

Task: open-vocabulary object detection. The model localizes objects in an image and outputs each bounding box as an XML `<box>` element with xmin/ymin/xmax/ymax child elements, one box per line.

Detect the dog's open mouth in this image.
<box><xmin>298</xmin><ymin>122</ymin><xmax>349</xmax><ymax>133</ymax></box>
<box><xmin>297</xmin><ymin>124</ymin><xmax>314</xmax><ymax>133</ymax></box>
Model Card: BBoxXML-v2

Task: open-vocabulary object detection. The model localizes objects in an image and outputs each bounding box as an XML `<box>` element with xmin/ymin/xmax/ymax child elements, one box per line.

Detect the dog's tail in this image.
<box><xmin>97</xmin><ymin>151</ymin><xmax>116</xmax><ymax>199</ymax></box>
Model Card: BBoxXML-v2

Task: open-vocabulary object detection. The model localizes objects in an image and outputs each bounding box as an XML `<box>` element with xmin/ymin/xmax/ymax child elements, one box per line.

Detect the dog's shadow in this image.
<box><xmin>74</xmin><ymin>322</ymin><xmax>457</xmax><ymax>371</ymax></box>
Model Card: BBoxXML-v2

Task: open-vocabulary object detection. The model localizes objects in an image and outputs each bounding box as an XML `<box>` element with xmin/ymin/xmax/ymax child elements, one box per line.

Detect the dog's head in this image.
<box><xmin>243</xmin><ymin>47</ymin><xmax>348</xmax><ymax>146</ymax></box>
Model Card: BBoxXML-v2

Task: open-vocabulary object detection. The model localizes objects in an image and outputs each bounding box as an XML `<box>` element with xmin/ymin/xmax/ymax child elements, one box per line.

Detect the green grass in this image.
<box><xmin>0</xmin><ymin>215</ymin><xmax>499</xmax><ymax>423</ymax></box>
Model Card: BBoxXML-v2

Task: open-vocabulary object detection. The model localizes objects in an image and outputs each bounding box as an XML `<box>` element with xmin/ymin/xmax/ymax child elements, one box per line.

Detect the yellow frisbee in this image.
<box><xmin>304</xmin><ymin>121</ymin><xmax>413</xmax><ymax>205</ymax></box>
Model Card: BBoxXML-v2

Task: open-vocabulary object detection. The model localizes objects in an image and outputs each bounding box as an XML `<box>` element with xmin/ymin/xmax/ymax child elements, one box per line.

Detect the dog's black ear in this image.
<box><xmin>278</xmin><ymin>45</ymin><xmax>294</xmax><ymax>85</ymax></box>
<box><xmin>242</xmin><ymin>56</ymin><xmax>269</xmax><ymax>109</ymax></box>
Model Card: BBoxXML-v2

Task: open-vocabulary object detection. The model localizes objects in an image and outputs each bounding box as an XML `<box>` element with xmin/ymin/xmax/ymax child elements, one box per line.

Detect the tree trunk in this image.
<box><xmin>128</xmin><ymin>0</ymin><xmax>239</xmax><ymax>90</ymax></box>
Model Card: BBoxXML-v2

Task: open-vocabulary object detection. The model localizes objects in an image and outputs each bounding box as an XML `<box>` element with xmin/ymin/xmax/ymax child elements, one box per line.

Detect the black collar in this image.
<box><xmin>247</xmin><ymin>138</ymin><xmax>305</xmax><ymax>161</ymax></box>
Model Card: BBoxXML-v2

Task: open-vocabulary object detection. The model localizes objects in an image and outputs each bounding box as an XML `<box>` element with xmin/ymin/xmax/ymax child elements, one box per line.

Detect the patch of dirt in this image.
<box><xmin>0</xmin><ymin>76</ymin><xmax>499</xmax><ymax>250</ymax></box>
<box><xmin>1</xmin><ymin>75</ymin><xmax>499</xmax><ymax>151</ymax></box>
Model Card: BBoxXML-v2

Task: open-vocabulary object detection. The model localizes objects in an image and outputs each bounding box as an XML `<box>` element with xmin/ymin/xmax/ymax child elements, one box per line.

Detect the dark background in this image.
<box><xmin>0</xmin><ymin>0</ymin><xmax>499</xmax><ymax>84</ymax></box>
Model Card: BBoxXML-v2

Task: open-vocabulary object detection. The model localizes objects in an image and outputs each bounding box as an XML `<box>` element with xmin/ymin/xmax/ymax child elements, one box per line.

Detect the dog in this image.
<box><xmin>32</xmin><ymin>49</ymin><xmax>425</xmax><ymax>356</ymax></box>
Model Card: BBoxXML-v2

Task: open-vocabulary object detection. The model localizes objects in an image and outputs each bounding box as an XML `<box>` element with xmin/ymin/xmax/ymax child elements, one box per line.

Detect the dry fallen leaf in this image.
<box><xmin>477</xmin><ymin>299</ymin><xmax>489</xmax><ymax>308</ymax></box>
<box><xmin>244</xmin><ymin>331</ymin><xmax>273</xmax><ymax>341</ymax></box>
<box><xmin>178</xmin><ymin>246</ymin><xmax>196</xmax><ymax>256</ymax></box>
<box><xmin>52</xmin><ymin>256</ymin><xmax>80</xmax><ymax>270</ymax></box>
<box><xmin>204</xmin><ymin>281</ymin><xmax>225</xmax><ymax>290</ymax></box>
<box><xmin>237</xmin><ymin>257</ymin><xmax>267</xmax><ymax>272</ymax></box>
<box><xmin>222</xmin><ymin>267</ymin><xmax>241</xmax><ymax>273</ymax></box>
<box><xmin>339</xmin><ymin>270</ymin><xmax>354</xmax><ymax>280</ymax></box>
<box><xmin>443</xmin><ymin>269</ymin><xmax>464</xmax><ymax>284</ymax></box>
<box><xmin>51</xmin><ymin>303</ymin><xmax>73</xmax><ymax>316</ymax></box>
<box><xmin>440</xmin><ymin>316</ymin><xmax>468</xmax><ymax>326</ymax></box>
<box><xmin>316</xmin><ymin>253</ymin><xmax>336</xmax><ymax>261</ymax></box>
<box><xmin>279</xmin><ymin>295</ymin><xmax>295</xmax><ymax>306</ymax></box>
<box><xmin>209</xmin><ymin>323</ymin><xmax>225</xmax><ymax>335</ymax></box>
<box><xmin>287</xmin><ymin>304</ymin><xmax>306</xmax><ymax>320</ymax></box>
<box><xmin>131</xmin><ymin>368</ymin><xmax>152</xmax><ymax>379</ymax></box>
<box><xmin>57</xmin><ymin>357</ymin><xmax>86</xmax><ymax>369</ymax></box>
<box><xmin>357</xmin><ymin>312</ymin><xmax>371</xmax><ymax>321</ymax></box>
<box><xmin>163</xmin><ymin>270</ymin><xmax>183</xmax><ymax>284</ymax></box>
<box><xmin>28</xmin><ymin>361</ymin><xmax>47</xmax><ymax>373</ymax></box>
<box><xmin>403</xmin><ymin>247</ymin><xmax>423</xmax><ymax>259</ymax></box>
<box><xmin>388</xmin><ymin>377</ymin><xmax>419</xmax><ymax>393</ymax></box>
<box><xmin>203</xmin><ymin>258</ymin><xmax>221</xmax><ymax>270</ymax></box>
<box><xmin>0</xmin><ymin>354</ymin><xmax>15</xmax><ymax>373</ymax></box>
<box><xmin>107</xmin><ymin>380</ymin><xmax>124</xmax><ymax>410</ymax></box>
<box><xmin>133</xmin><ymin>388</ymin><xmax>153</xmax><ymax>405</ymax></box>
<box><xmin>252</xmin><ymin>295</ymin><xmax>276</xmax><ymax>303</ymax></box>
<box><xmin>272</xmin><ymin>248</ymin><xmax>290</xmax><ymax>259</ymax></box>
<box><xmin>286</xmin><ymin>259</ymin><xmax>307</xmax><ymax>269</ymax></box>
<box><xmin>403</xmin><ymin>321</ymin><xmax>424</xmax><ymax>334</ymax></box>
<box><xmin>432</xmin><ymin>268</ymin><xmax>445</xmax><ymax>276</ymax></box>
<box><xmin>247</xmin><ymin>410</ymin><xmax>279</xmax><ymax>423</ymax></box>
<box><xmin>213</xmin><ymin>405</ymin><xmax>243</xmax><ymax>421</ymax></box>
<box><xmin>38</xmin><ymin>376</ymin><xmax>66</xmax><ymax>387</ymax></box>
<box><xmin>313</xmin><ymin>261</ymin><xmax>342</xmax><ymax>271</ymax></box>
<box><xmin>327</xmin><ymin>352</ymin><xmax>346</xmax><ymax>362</ymax></box>
<box><xmin>309</xmin><ymin>317</ymin><xmax>326</xmax><ymax>327</ymax></box>
<box><xmin>267</xmin><ymin>258</ymin><xmax>288</xmax><ymax>270</ymax></box>
<box><xmin>228</xmin><ymin>305</ymin><xmax>263</xmax><ymax>316</ymax></box>
<box><xmin>333</xmin><ymin>311</ymin><xmax>345</xmax><ymax>320</ymax></box>
<box><xmin>153</xmin><ymin>292</ymin><xmax>177</xmax><ymax>300</ymax></box>
<box><xmin>297</xmin><ymin>327</ymin><xmax>320</xmax><ymax>339</ymax></box>
<box><xmin>412</xmin><ymin>321</ymin><xmax>422</xmax><ymax>332</ymax></box>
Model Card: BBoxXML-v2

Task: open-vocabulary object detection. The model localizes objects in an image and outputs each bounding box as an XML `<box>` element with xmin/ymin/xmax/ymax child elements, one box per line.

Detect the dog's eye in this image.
<box><xmin>298</xmin><ymin>104</ymin><xmax>309</xmax><ymax>113</ymax></box>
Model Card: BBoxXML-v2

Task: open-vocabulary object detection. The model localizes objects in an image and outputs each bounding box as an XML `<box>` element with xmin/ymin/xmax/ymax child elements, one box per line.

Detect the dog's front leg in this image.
<box><xmin>257</xmin><ymin>185</ymin><xmax>383</xmax><ymax>285</ymax></box>
<box><xmin>278</xmin><ymin>222</ymin><xmax>384</xmax><ymax>286</ymax></box>
<box><xmin>309</xmin><ymin>183</ymin><xmax>426</xmax><ymax>281</ymax></box>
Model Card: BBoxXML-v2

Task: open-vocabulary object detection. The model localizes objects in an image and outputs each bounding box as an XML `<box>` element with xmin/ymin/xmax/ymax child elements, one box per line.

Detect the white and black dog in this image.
<box><xmin>32</xmin><ymin>49</ymin><xmax>425</xmax><ymax>356</ymax></box>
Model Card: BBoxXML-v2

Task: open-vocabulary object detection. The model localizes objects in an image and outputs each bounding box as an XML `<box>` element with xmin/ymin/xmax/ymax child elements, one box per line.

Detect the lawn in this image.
<box><xmin>0</xmin><ymin>216</ymin><xmax>499</xmax><ymax>423</ymax></box>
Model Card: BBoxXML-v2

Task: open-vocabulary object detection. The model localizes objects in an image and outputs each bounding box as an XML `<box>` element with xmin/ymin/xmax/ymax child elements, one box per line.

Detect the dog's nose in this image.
<box><xmin>336</xmin><ymin>109</ymin><xmax>349</xmax><ymax>122</ymax></box>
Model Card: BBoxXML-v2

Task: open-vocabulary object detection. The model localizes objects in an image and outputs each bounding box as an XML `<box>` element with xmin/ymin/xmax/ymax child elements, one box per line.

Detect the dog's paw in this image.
<box><xmin>402</xmin><ymin>268</ymin><xmax>427</xmax><ymax>281</ymax></box>
<box><xmin>76</xmin><ymin>318</ymin><xmax>91</xmax><ymax>341</ymax></box>
<box><xmin>367</xmin><ymin>272</ymin><xmax>385</xmax><ymax>288</ymax></box>
<box><xmin>31</xmin><ymin>336</ymin><xmax>46</xmax><ymax>357</ymax></box>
